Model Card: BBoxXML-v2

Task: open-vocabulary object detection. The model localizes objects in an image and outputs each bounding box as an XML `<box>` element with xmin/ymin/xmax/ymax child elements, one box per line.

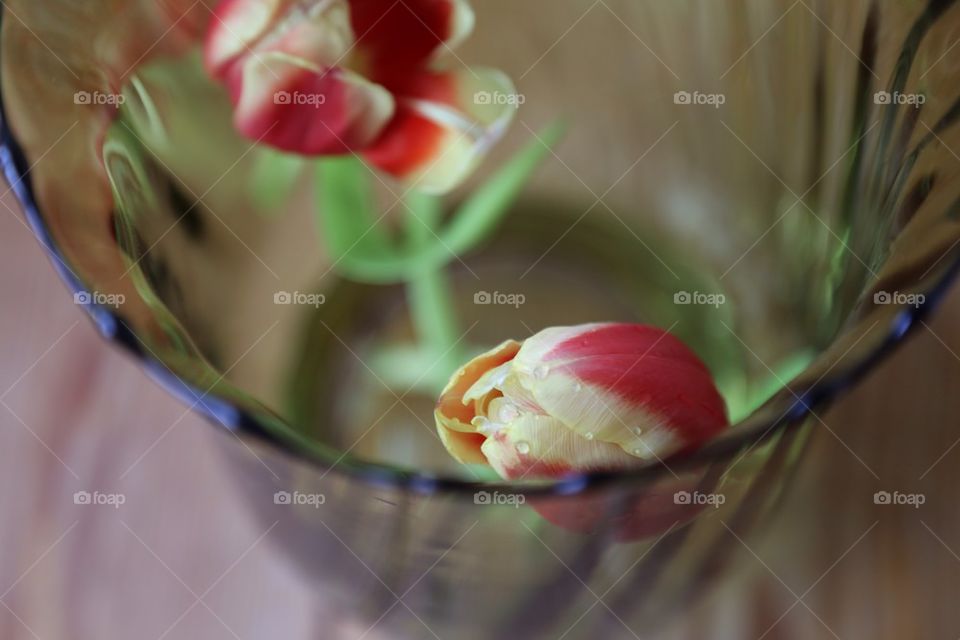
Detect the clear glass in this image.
<box><xmin>3</xmin><ymin>1</ymin><xmax>960</xmax><ymax>637</ymax></box>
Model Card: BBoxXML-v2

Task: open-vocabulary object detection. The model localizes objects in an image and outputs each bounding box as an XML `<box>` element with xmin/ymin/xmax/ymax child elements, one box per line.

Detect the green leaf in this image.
<box><xmin>314</xmin><ymin>124</ymin><xmax>563</xmax><ymax>284</ymax></box>
<box><xmin>404</xmin><ymin>190</ymin><xmax>444</xmax><ymax>252</ymax></box>
<box><xmin>441</xmin><ymin>121</ymin><xmax>564</xmax><ymax>258</ymax></box>
<box><xmin>315</xmin><ymin>156</ymin><xmax>397</xmax><ymax>273</ymax></box>
<box><xmin>403</xmin><ymin>190</ymin><xmax>463</xmax><ymax>377</ymax></box>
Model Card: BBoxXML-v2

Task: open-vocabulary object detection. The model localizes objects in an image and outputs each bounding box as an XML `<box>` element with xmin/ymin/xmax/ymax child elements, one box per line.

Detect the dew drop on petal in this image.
<box><xmin>632</xmin><ymin>448</ymin><xmax>644</xmax><ymax>456</ymax></box>
<box><xmin>533</xmin><ymin>365</ymin><xmax>550</xmax><ymax>380</ymax></box>
<box><xmin>584</xmin><ymin>432</ymin><xmax>595</xmax><ymax>441</ymax></box>
<box><xmin>633</xmin><ymin>426</ymin><xmax>644</xmax><ymax>436</ymax></box>
<box><xmin>516</xmin><ymin>441</ymin><xmax>531</xmax><ymax>455</ymax></box>
<box><xmin>497</xmin><ymin>403</ymin><xmax>520</xmax><ymax>423</ymax></box>
<box><xmin>573</xmin><ymin>382</ymin><xmax>583</xmax><ymax>392</ymax></box>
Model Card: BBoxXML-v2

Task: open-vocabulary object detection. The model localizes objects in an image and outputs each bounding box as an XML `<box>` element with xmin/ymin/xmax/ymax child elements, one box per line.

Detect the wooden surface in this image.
<box><xmin>3</xmin><ymin>188</ymin><xmax>960</xmax><ymax>640</ymax></box>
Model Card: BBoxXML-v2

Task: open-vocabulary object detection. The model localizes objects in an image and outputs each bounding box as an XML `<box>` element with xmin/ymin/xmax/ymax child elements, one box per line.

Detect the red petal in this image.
<box><xmin>361</xmin><ymin>103</ymin><xmax>449</xmax><ymax>179</ymax></box>
<box><xmin>362</xmin><ymin>69</ymin><xmax>516</xmax><ymax>192</ymax></box>
<box><xmin>546</xmin><ymin>323</ymin><xmax>711</xmax><ymax>373</ymax></box>
<box><xmin>544</xmin><ymin>323</ymin><xmax>728</xmax><ymax>444</ymax></box>
<box><xmin>348</xmin><ymin>0</ymin><xmax>470</xmax><ymax>88</ymax></box>
<box><xmin>232</xmin><ymin>57</ymin><xmax>394</xmax><ymax>154</ymax></box>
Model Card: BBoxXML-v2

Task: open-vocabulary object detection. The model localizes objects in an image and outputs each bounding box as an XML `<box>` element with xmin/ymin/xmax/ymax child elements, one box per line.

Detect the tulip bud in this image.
<box><xmin>435</xmin><ymin>323</ymin><xmax>728</xmax><ymax>480</ymax></box>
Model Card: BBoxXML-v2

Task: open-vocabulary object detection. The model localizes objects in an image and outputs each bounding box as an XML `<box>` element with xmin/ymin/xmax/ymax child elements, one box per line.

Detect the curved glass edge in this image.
<box><xmin>2</xmin><ymin>88</ymin><xmax>958</xmax><ymax>503</ymax></box>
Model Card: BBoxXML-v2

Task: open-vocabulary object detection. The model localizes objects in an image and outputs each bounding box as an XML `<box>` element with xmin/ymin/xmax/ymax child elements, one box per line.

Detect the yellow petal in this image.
<box><xmin>434</xmin><ymin>410</ymin><xmax>488</xmax><ymax>464</ymax></box>
<box><xmin>434</xmin><ymin>340</ymin><xmax>521</xmax><ymax>462</ymax></box>
<box><xmin>515</xmin><ymin>370</ymin><xmax>681</xmax><ymax>461</ymax></box>
<box><xmin>480</xmin><ymin>411</ymin><xmax>640</xmax><ymax>480</ymax></box>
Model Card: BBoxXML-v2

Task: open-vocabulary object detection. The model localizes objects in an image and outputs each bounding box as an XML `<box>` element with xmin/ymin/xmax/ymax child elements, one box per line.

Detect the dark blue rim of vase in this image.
<box><xmin>3</xmin><ymin>74</ymin><xmax>959</xmax><ymax>501</ymax></box>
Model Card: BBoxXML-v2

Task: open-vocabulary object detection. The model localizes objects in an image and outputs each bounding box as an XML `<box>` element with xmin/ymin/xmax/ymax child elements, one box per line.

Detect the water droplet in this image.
<box><xmin>633</xmin><ymin>426</ymin><xmax>644</xmax><ymax>436</ymax></box>
<box><xmin>573</xmin><ymin>382</ymin><xmax>583</xmax><ymax>392</ymax></box>
<box><xmin>497</xmin><ymin>403</ymin><xmax>520</xmax><ymax>423</ymax></box>
<box><xmin>584</xmin><ymin>432</ymin><xmax>595</xmax><ymax>441</ymax></box>
<box><xmin>516</xmin><ymin>441</ymin><xmax>531</xmax><ymax>455</ymax></box>
<box><xmin>533</xmin><ymin>365</ymin><xmax>550</xmax><ymax>380</ymax></box>
<box><xmin>632</xmin><ymin>448</ymin><xmax>644</xmax><ymax>456</ymax></box>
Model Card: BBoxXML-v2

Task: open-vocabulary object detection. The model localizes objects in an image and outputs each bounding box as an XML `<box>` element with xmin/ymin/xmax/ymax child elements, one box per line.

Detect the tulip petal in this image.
<box><xmin>435</xmin><ymin>340</ymin><xmax>521</xmax><ymax>463</ymax></box>
<box><xmin>512</xmin><ymin>323</ymin><xmax>727</xmax><ymax>458</ymax></box>
<box><xmin>479</xmin><ymin>412</ymin><xmax>640</xmax><ymax>480</ymax></box>
<box><xmin>207</xmin><ymin>0</ymin><xmax>396</xmax><ymax>153</ymax></box>
<box><xmin>206</xmin><ymin>0</ymin><xmax>357</xmax><ymax>80</ymax></box>
<box><xmin>513</xmin><ymin>370</ymin><xmax>685</xmax><ymax>460</ymax></box>
<box><xmin>362</xmin><ymin>68</ymin><xmax>517</xmax><ymax>193</ymax></box>
<box><xmin>232</xmin><ymin>54</ymin><xmax>395</xmax><ymax>154</ymax></box>
<box><xmin>348</xmin><ymin>0</ymin><xmax>474</xmax><ymax>87</ymax></box>
<box><xmin>436</xmin><ymin>424</ymin><xmax>488</xmax><ymax>465</ymax></box>
<box><xmin>205</xmin><ymin>0</ymin><xmax>288</xmax><ymax>78</ymax></box>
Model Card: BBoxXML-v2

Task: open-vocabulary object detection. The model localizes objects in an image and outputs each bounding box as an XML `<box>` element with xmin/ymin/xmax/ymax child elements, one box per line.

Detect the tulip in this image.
<box><xmin>204</xmin><ymin>0</ymin><xmax>516</xmax><ymax>193</ymax></box>
<box><xmin>435</xmin><ymin>323</ymin><xmax>728</xmax><ymax>480</ymax></box>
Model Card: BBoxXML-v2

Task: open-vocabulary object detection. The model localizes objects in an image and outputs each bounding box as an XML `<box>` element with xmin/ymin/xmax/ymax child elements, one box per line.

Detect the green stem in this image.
<box><xmin>408</xmin><ymin>265</ymin><xmax>461</xmax><ymax>362</ymax></box>
<box><xmin>405</xmin><ymin>193</ymin><xmax>463</xmax><ymax>381</ymax></box>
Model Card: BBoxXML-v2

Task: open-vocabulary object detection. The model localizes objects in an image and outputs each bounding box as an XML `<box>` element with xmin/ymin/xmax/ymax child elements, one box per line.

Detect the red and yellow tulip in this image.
<box><xmin>205</xmin><ymin>0</ymin><xmax>516</xmax><ymax>193</ymax></box>
<box><xmin>436</xmin><ymin>323</ymin><xmax>729</xmax><ymax>480</ymax></box>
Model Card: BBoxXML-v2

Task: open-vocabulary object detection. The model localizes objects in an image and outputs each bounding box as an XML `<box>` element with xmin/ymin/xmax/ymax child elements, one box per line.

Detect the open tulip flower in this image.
<box><xmin>435</xmin><ymin>323</ymin><xmax>729</xmax><ymax>480</ymax></box>
<box><xmin>205</xmin><ymin>0</ymin><xmax>517</xmax><ymax>193</ymax></box>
